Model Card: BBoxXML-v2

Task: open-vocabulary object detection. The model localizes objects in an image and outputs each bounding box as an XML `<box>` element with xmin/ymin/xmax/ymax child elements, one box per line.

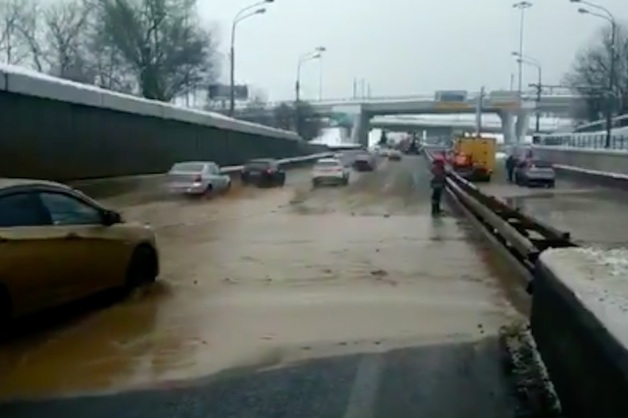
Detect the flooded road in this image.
<box><xmin>479</xmin><ymin>164</ymin><xmax>628</xmax><ymax>248</ymax></box>
<box><xmin>1</xmin><ymin>157</ymin><xmax>522</xmax><ymax>417</ymax></box>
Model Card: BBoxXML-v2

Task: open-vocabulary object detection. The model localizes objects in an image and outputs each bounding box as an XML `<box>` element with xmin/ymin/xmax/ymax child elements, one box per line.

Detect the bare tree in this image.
<box><xmin>273</xmin><ymin>103</ymin><xmax>294</xmax><ymax>131</ymax></box>
<box><xmin>0</xmin><ymin>0</ymin><xmax>32</xmax><ymax>65</ymax></box>
<box><xmin>272</xmin><ymin>102</ymin><xmax>322</xmax><ymax>139</ymax></box>
<box><xmin>8</xmin><ymin>0</ymin><xmax>97</xmax><ymax>81</ymax></box>
<box><xmin>42</xmin><ymin>0</ymin><xmax>93</xmax><ymax>82</ymax></box>
<box><xmin>14</xmin><ymin>0</ymin><xmax>45</xmax><ymax>71</ymax></box>
<box><xmin>564</xmin><ymin>23</ymin><xmax>628</xmax><ymax>122</ymax></box>
<box><xmin>94</xmin><ymin>0</ymin><xmax>218</xmax><ymax>101</ymax></box>
<box><xmin>86</xmin><ymin>38</ymin><xmax>136</xmax><ymax>92</ymax></box>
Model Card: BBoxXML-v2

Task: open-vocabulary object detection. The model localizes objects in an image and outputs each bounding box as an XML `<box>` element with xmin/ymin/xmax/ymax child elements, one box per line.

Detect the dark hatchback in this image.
<box><xmin>353</xmin><ymin>153</ymin><xmax>376</xmax><ymax>171</ymax></box>
<box><xmin>241</xmin><ymin>159</ymin><xmax>286</xmax><ymax>187</ymax></box>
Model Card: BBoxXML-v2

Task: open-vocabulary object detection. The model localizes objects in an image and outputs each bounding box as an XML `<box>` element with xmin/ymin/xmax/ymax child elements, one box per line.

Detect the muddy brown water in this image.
<box><xmin>0</xmin><ymin>157</ymin><xmax>525</xmax><ymax>401</ymax></box>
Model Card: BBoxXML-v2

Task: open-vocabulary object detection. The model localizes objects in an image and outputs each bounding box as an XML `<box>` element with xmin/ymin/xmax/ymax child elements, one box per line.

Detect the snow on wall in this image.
<box><xmin>540</xmin><ymin>247</ymin><xmax>628</xmax><ymax>349</ymax></box>
<box><xmin>0</xmin><ymin>63</ymin><xmax>300</xmax><ymax>141</ymax></box>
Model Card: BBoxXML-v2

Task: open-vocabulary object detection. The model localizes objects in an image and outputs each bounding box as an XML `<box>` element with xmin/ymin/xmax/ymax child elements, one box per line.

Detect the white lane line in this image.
<box><xmin>412</xmin><ymin>172</ymin><xmax>423</xmax><ymax>189</ymax></box>
<box><xmin>343</xmin><ymin>354</ymin><xmax>384</xmax><ymax>418</ymax></box>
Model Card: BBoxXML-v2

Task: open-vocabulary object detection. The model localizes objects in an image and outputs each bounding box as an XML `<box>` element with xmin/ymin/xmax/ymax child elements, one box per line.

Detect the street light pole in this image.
<box><xmin>528</xmin><ymin>66</ymin><xmax>543</xmax><ymax>133</ymax></box>
<box><xmin>229</xmin><ymin>0</ymin><xmax>273</xmax><ymax>117</ymax></box>
<box><xmin>513</xmin><ymin>1</ymin><xmax>532</xmax><ymax>97</ymax></box>
<box><xmin>513</xmin><ymin>51</ymin><xmax>542</xmax><ymax>133</ymax></box>
<box><xmin>476</xmin><ymin>86</ymin><xmax>485</xmax><ymax>136</ymax></box>
<box><xmin>572</xmin><ymin>0</ymin><xmax>617</xmax><ymax>148</ymax></box>
<box><xmin>608</xmin><ymin>20</ymin><xmax>617</xmax><ymax>147</ymax></box>
<box><xmin>535</xmin><ymin>66</ymin><xmax>542</xmax><ymax>133</ymax></box>
<box><xmin>318</xmin><ymin>57</ymin><xmax>323</xmax><ymax>101</ymax></box>
<box><xmin>295</xmin><ymin>46</ymin><xmax>325</xmax><ymax>135</ymax></box>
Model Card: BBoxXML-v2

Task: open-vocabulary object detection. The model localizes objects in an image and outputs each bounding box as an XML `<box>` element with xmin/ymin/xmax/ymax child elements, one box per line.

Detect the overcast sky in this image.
<box><xmin>199</xmin><ymin>0</ymin><xmax>627</xmax><ymax>102</ymax></box>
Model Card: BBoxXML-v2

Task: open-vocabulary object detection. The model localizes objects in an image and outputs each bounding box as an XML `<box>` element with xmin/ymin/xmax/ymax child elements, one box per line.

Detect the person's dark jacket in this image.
<box><xmin>430</xmin><ymin>164</ymin><xmax>446</xmax><ymax>188</ymax></box>
<box><xmin>505</xmin><ymin>155</ymin><xmax>515</xmax><ymax>170</ymax></box>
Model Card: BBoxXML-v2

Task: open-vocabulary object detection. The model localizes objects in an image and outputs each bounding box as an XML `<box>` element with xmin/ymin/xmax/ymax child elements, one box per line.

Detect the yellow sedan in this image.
<box><xmin>0</xmin><ymin>179</ymin><xmax>159</xmax><ymax>326</ymax></box>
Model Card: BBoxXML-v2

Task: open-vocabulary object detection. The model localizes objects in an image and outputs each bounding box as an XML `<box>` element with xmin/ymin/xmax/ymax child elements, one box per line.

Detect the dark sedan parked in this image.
<box><xmin>241</xmin><ymin>159</ymin><xmax>286</xmax><ymax>187</ymax></box>
<box><xmin>353</xmin><ymin>153</ymin><xmax>377</xmax><ymax>171</ymax></box>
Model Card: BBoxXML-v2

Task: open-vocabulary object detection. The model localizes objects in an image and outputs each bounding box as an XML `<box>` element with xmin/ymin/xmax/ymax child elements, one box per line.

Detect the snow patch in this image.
<box><xmin>540</xmin><ymin>247</ymin><xmax>628</xmax><ymax>349</ymax></box>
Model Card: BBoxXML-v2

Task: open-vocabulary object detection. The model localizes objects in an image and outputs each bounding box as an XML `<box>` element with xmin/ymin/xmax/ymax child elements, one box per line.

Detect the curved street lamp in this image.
<box><xmin>512</xmin><ymin>51</ymin><xmax>542</xmax><ymax>133</ymax></box>
<box><xmin>294</xmin><ymin>46</ymin><xmax>326</xmax><ymax>135</ymax></box>
<box><xmin>571</xmin><ymin>0</ymin><xmax>617</xmax><ymax>147</ymax></box>
<box><xmin>512</xmin><ymin>1</ymin><xmax>533</xmax><ymax>96</ymax></box>
<box><xmin>229</xmin><ymin>0</ymin><xmax>273</xmax><ymax>116</ymax></box>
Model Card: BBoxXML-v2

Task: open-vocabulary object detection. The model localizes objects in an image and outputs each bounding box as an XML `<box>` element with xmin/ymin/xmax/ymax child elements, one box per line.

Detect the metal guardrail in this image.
<box><xmin>424</xmin><ymin>150</ymin><xmax>576</xmax><ymax>286</ymax></box>
<box><xmin>69</xmin><ymin>153</ymin><xmax>333</xmax><ymax>190</ymax></box>
<box><xmin>423</xmin><ymin>149</ymin><xmax>628</xmax><ymax>417</ymax></box>
<box><xmin>220</xmin><ymin>152</ymin><xmax>332</xmax><ymax>174</ymax></box>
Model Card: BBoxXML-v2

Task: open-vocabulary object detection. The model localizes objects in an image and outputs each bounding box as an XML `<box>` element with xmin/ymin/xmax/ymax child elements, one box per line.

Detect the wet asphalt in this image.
<box><xmin>1</xmin><ymin>156</ymin><xmax>529</xmax><ymax>417</ymax></box>
<box><xmin>480</xmin><ymin>159</ymin><xmax>628</xmax><ymax>248</ymax></box>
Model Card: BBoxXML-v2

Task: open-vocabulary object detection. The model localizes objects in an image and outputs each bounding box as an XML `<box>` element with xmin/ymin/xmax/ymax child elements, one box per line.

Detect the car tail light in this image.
<box><xmin>266</xmin><ymin>168</ymin><xmax>273</xmax><ymax>174</ymax></box>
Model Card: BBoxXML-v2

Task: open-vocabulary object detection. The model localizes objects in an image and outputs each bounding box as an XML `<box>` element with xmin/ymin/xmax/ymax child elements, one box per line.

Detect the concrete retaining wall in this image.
<box><xmin>532</xmin><ymin>145</ymin><xmax>628</xmax><ymax>176</ymax></box>
<box><xmin>0</xmin><ymin>64</ymin><xmax>325</xmax><ymax>181</ymax></box>
<box><xmin>532</xmin><ymin>248</ymin><xmax>628</xmax><ymax>418</ymax></box>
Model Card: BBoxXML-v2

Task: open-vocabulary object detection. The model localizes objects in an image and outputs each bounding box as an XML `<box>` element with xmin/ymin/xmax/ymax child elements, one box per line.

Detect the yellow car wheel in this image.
<box><xmin>0</xmin><ymin>285</ymin><xmax>11</xmax><ymax>334</ymax></box>
<box><xmin>125</xmin><ymin>245</ymin><xmax>158</xmax><ymax>289</ymax></box>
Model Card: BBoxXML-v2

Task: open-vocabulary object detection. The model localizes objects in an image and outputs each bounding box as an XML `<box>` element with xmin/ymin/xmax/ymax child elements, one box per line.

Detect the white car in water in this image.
<box><xmin>311</xmin><ymin>158</ymin><xmax>350</xmax><ymax>187</ymax></box>
<box><xmin>387</xmin><ymin>149</ymin><xmax>403</xmax><ymax>160</ymax></box>
<box><xmin>167</xmin><ymin>161</ymin><xmax>231</xmax><ymax>195</ymax></box>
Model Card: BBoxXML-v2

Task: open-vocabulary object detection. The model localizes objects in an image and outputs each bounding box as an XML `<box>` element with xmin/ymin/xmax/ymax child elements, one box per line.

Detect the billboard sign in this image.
<box><xmin>434</xmin><ymin>90</ymin><xmax>467</xmax><ymax>102</ymax></box>
<box><xmin>208</xmin><ymin>84</ymin><xmax>249</xmax><ymax>100</ymax></box>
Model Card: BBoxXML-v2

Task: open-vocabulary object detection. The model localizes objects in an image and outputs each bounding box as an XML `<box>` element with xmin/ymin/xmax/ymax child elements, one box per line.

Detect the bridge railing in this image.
<box><xmin>221</xmin><ymin>90</ymin><xmax>585</xmax><ymax>115</ymax></box>
<box><xmin>371</xmin><ymin>118</ymin><xmax>570</xmax><ymax>132</ymax></box>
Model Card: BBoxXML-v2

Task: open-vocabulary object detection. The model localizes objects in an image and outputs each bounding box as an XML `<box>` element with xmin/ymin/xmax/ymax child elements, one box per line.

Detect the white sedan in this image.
<box><xmin>387</xmin><ymin>149</ymin><xmax>403</xmax><ymax>160</ymax></box>
<box><xmin>311</xmin><ymin>158</ymin><xmax>350</xmax><ymax>187</ymax></box>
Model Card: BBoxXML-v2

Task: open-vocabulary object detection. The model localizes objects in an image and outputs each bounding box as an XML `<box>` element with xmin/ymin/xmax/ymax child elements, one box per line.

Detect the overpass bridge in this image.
<box><xmin>231</xmin><ymin>89</ymin><xmax>581</xmax><ymax>117</ymax></box>
<box><xmin>310</xmin><ymin>90</ymin><xmax>581</xmax><ymax>146</ymax></box>
<box><xmin>303</xmin><ymin>90</ymin><xmax>579</xmax><ymax>116</ymax></box>
<box><xmin>233</xmin><ymin>89</ymin><xmax>583</xmax><ymax>146</ymax></box>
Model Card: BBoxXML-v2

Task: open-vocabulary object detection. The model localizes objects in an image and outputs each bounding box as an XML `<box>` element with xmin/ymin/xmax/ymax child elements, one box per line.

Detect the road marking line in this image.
<box><xmin>343</xmin><ymin>353</ymin><xmax>384</xmax><ymax>418</ymax></box>
<box><xmin>412</xmin><ymin>172</ymin><xmax>423</xmax><ymax>189</ymax></box>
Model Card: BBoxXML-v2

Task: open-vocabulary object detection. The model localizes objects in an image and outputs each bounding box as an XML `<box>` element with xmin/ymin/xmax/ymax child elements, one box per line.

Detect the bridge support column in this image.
<box><xmin>350</xmin><ymin>109</ymin><xmax>370</xmax><ymax>147</ymax></box>
<box><xmin>514</xmin><ymin>110</ymin><xmax>531</xmax><ymax>143</ymax></box>
<box><xmin>498</xmin><ymin>111</ymin><xmax>516</xmax><ymax>144</ymax></box>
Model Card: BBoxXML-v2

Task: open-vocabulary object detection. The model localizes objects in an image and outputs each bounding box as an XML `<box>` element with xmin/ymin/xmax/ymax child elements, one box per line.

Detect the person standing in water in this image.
<box><xmin>430</xmin><ymin>157</ymin><xmax>446</xmax><ymax>215</ymax></box>
<box><xmin>505</xmin><ymin>154</ymin><xmax>515</xmax><ymax>183</ymax></box>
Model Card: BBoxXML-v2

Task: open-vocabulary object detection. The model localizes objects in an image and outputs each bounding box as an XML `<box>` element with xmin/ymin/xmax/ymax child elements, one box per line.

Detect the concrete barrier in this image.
<box><xmin>0</xmin><ymin>64</ymin><xmax>326</xmax><ymax>181</ymax></box>
<box><xmin>70</xmin><ymin>153</ymin><xmax>332</xmax><ymax>199</ymax></box>
<box><xmin>533</xmin><ymin>247</ymin><xmax>628</xmax><ymax>417</ymax></box>
<box><xmin>532</xmin><ymin>145</ymin><xmax>628</xmax><ymax>187</ymax></box>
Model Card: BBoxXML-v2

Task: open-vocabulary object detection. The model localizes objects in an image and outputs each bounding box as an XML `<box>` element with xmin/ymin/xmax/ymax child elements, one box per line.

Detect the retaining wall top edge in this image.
<box><xmin>539</xmin><ymin>247</ymin><xmax>628</xmax><ymax>351</ymax></box>
<box><xmin>0</xmin><ymin>63</ymin><xmax>301</xmax><ymax>142</ymax></box>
